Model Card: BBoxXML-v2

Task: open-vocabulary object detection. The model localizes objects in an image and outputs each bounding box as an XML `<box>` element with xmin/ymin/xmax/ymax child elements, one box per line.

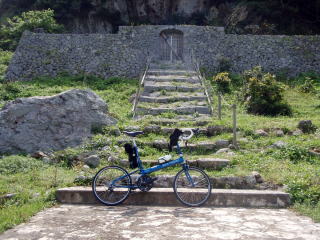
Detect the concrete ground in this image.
<box><xmin>1</xmin><ymin>205</ymin><xmax>320</xmax><ymax>240</ymax></box>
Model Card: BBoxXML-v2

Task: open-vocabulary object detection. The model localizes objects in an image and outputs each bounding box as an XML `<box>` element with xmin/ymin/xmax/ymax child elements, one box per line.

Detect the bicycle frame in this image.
<box><xmin>111</xmin><ymin>138</ymin><xmax>192</xmax><ymax>189</ymax></box>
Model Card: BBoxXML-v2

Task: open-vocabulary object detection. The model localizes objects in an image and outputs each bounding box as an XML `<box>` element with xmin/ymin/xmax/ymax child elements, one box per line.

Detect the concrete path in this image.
<box><xmin>1</xmin><ymin>205</ymin><xmax>320</xmax><ymax>240</ymax></box>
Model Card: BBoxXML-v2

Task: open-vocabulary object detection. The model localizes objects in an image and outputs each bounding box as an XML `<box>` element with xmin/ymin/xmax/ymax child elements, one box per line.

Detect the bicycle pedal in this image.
<box><xmin>151</xmin><ymin>177</ymin><xmax>158</xmax><ymax>182</ymax></box>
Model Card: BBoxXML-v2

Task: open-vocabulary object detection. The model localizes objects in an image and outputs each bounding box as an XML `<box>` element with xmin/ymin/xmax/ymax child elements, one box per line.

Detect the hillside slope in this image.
<box><xmin>0</xmin><ymin>0</ymin><xmax>319</xmax><ymax>34</ymax></box>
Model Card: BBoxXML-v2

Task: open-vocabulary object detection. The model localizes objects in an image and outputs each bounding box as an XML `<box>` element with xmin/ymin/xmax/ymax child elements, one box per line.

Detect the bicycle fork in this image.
<box><xmin>183</xmin><ymin>164</ymin><xmax>195</xmax><ymax>187</ymax></box>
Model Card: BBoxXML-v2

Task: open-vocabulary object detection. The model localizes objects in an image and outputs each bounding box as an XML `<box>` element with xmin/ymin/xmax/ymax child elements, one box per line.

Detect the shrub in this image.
<box><xmin>0</xmin><ymin>156</ymin><xmax>45</xmax><ymax>175</ymax></box>
<box><xmin>0</xmin><ymin>9</ymin><xmax>64</xmax><ymax>50</ymax></box>
<box><xmin>299</xmin><ymin>77</ymin><xmax>317</xmax><ymax>93</ymax></box>
<box><xmin>0</xmin><ymin>82</ymin><xmax>24</xmax><ymax>101</ymax></box>
<box><xmin>213</xmin><ymin>72</ymin><xmax>231</xmax><ymax>94</ymax></box>
<box><xmin>217</xmin><ymin>57</ymin><xmax>232</xmax><ymax>72</ymax></box>
<box><xmin>0</xmin><ymin>49</ymin><xmax>13</xmax><ymax>82</ymax></box>
<box><xmin>242</xmin><ymin>66</ymin><xmax>292</xmax><ymax>116</ymax></box>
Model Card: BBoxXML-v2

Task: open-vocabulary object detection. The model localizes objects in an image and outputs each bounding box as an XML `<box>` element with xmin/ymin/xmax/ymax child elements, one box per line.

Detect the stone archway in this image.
<box><xmin>160</xmin><ymin>29</ymin><xmax>184</xmax><ymax>62</ymax></box>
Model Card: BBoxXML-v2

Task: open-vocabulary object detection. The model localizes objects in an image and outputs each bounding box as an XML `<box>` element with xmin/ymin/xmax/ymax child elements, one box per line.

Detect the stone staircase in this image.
<box><xmin>55</xmin><ymin>62</ymin><xmax>291</xmax><ymax>208</ymax></box>
<box><xmin>135</xmin><ymin>62</ymin><xmax>212</xmax><ymax>120</ymax></box>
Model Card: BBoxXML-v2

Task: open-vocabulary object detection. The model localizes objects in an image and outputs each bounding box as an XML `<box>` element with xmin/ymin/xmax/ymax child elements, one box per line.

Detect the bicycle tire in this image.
<box><xmin>173</xmin><ymin>166</ymin><xmax>211</xmax><ymax>207</ymax></box>
<box><xmin>92</xmin><ymin>165</ymin><xmax>132</xmax><ymax>206</ymax></box>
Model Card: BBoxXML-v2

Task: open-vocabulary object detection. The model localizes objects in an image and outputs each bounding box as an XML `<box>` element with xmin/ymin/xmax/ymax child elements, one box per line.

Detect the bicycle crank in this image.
<box><xmin>137</xmin><ymin>175</ymin><xmax>158</xmax><ymax>192</ymax></box>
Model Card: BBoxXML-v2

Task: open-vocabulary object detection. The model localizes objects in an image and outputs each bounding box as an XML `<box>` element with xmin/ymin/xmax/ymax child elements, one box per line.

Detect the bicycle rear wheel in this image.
<box><xmin>92</xmin><ymin>166</ymin><xmax>132</xmax><ymax>206</ymax></box>
<box><xmin>173</xmin><ymin>166</ymin><xmax>211</xmax><ymax>207</ymax></box>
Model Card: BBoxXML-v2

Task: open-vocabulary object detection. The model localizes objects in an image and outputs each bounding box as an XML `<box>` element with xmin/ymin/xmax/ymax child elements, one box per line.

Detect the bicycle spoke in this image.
<box><xmin>174</xmin><ymin>167</ymin><xmax>211</xmax><ymax>207</ymax></box>
<box><xmin>92</xmin><ymin>166</ymin><xmax>131</xmax><ymax>206</ymax></box>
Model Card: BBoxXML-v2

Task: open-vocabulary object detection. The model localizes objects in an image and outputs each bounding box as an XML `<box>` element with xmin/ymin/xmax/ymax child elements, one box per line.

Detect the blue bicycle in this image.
<box><xmin>92</xmin><ymin>128</ymin><xmax>212</xmax><ymax>207</ymax></box>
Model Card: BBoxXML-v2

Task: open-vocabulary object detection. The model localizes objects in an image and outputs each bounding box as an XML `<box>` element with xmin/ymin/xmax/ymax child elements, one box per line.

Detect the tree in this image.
<box><xmin>0</xmin><ymin>9</ymin><xmax>63</xmax><ymax>50</ymax></box>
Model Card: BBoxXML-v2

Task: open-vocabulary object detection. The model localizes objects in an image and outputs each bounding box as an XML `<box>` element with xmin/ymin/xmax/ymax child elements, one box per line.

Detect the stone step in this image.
<box><xmin>134</xmin><ymin>115</ymin><xmax>212</xmax><ymax>125</ymax></box>
<box><xmin>56</xmin><ymin>187</ymin><xmax>290</xmax><ymax>208</ymax></box>
<box><xmin>119</xmin><ymin>158</ymin><xmax>230</xmax><ymax>170</ymax></box>
<box><xmin>136</xmin><ymin>106</ymin><xmax>211</xmax><ymax>115</ymax></box>
<box><xmin>149</xmin><ymin>63</ymin><xmax>190</xmax><ymax>70</ymax></box>
<box><xmin>143</xmin><ymin>81</ymin><xmax>202</xmax><ymax>93</ymax></box>
<box><xmin>147</xmin><ymin>70</ymin><xmax>197</xmax><ymax>76</ymax></box>
<box><xmin>146</xmin><ymin>76</ymin><xmax>200</xmax><ymax>83</ymax></box>
<box><xmin>141</xmin><ymin>126</ymin><xmax>232</xmax><ymax>136</ymax></box>
<box><xmin>147</xmin><ymin>117</ymin><xmax>211</xmax><ymax>126</ymax></box>
<box><xmin>116</xmin><ymin>139</ymin><xmax>229</xmax><ymax>152</ymax></box>
<box><xmin>139</xmin><ymin>95</ymin><xmax>207</xmax><ymax>104</ymax></box>
<box><xmin>122</xmin><ymin>172</ymin><xmax>271</xmax><ymax>190</ymax></box>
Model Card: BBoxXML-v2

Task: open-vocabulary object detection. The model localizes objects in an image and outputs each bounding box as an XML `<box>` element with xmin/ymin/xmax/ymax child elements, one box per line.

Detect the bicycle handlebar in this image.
<box><xmin>180</xmin><ymin>128</ymin><xmax>199</xmax><ymax>141</ymax></box>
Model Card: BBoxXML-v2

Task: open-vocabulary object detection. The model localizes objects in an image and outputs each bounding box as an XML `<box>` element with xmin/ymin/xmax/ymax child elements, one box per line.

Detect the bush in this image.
<box><xmin>299</xmin><ymin>77</ymin><xmax>317</xmax><ymax>93</ymax></box>
<box><xmin>0</xmin><ymin>49</ymin><xmax>13</xmax><ymax>82</ymax></box>
<box><xmin>0</xmin><ymin>9</ymin><xmax>64</xmax><ymax>50</ymax></box>
<box><xmin>0</xmin><ymin>156</ymin><xmax>45</xmax><ymax>175</ymax></box>
<box><xmin>0</xmin><ymin>82</ymin><xmax>25</xmax><ymax>101</ymax></box>
<box><xmin>242</xmin><ymin>66</ymin><xmax>292</xmax><ymax>116</ymax></box>
<box><xmin>217</xmin><ymin>57</ymin><xmax>232</xmax><ymax>72</ymax></box>
<box><xmin>213</xmin><ymin>72</ymin><xmax>231</xmax><ymax>94</ymax></box>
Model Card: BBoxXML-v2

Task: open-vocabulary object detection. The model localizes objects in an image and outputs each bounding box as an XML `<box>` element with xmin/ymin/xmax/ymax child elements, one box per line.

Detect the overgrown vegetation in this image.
<box><xmin>0</xmin><ymin>9</ymin><xmax>63</xmax><ymax>50</ymax></box>
<box><xmin>0</xmin><ymin>0</ymin><xmax>319</xmax><ymax>35</ymax></box>
<box><xmin>242</xmin><ymin>66</ymin><xmax>292</xmax><ymax>116</ymax></box>
<box><xmin>0</xmin><ymin>69</ymin><xmax>320</xmax><ymax>231</ymax></box>
<box><xmin>0</xmin><ymin>49</ymin><xmax>12</xmax><ymax>82</ymax></box>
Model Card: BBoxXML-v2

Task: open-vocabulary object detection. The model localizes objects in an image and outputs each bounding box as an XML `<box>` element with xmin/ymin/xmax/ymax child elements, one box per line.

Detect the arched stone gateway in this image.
<box><xmin>159</xmin><ymin>29</ymin><xmax>184</xmax><ymax>62</ymax></box>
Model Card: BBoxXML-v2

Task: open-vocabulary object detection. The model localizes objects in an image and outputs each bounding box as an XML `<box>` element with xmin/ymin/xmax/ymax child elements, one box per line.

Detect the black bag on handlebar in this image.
<box><xmin>168</xmin><ymin>128</ymin><xmax>183</xmax><ymax>152</ymax></box>
<box><xmin>124</xmin><ymin>143</ymin><xmax>138</xmax><ymax>169</ymax></box>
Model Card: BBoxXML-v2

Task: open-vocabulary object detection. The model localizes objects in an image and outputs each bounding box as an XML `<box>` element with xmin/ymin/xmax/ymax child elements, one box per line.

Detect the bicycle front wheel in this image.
<box><xmin>173</xmin><ymin>166</ymin><xmax>211</xmax><ymax>207</ymax></box>
<box><xmin>92</xmin><ymin>166</ymin><xmax>132</xmax><ymax>206</ymax></box>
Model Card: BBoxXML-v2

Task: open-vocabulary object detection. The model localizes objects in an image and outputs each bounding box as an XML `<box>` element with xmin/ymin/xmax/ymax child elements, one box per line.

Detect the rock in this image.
<box><xmin>107</xmin><ymin>155</ymin><xmax>118</xmax><ymax>162</ymax></box>
<box><xmin>292</xmin><ymin>129</ymin><xmax>303</xmax><ymax>136</ymax></box>
<box><xmin>207</xmin><ymin>125</ymin><xmax>232</xmax><ymax>137</ymax></box>
<box><xmin>84</xmin><ymin>155</ymin><xmax>100</xmax><ymax>168</ymax></box>
<box><xmin>143</xmin><ymin>125</ymin><xmax>161</xmax><ymax>134</ymax></box>
<box><xmin>251</xmin><ymin>171</ymin><xmax>264</xmax><ymax>184</ymax></box>
<box><xmin>82</xmin><ymin>164</ymin><xmax>90</xmax><ymax>170</ymax></box>
<box><xmin>73</xmin><ymin>175</ymin><xmax>92</xmax><ymax>185</ymax></box>
<box><xmin>275</xmin><ymin>130</ymin><xmax>284</xmax><ymax>137</ymax></box>
<box><xmin>297</xmin><ymin>120</ymin><xmax>317</xmax><ymax>133</ymax></box>
<box><xmin>0</xmin><ymin>89</ymin><xmax>117</xmax><ymax>154</ymax></box>
<box><xmin>270</xmin><ymin>141</ymin><xmax>287</xmax><ymax>149</ymax></box>
<box><xmin>0</xmin><ymin>193</ymin><xmax>16</xmax><ymax>202</ymax></box>
<box><xmin>109</xmin><ymin>128</ymin><xmax>121</xmax><ymax>136</ymax></box>
<box><xmin>102</xmin><ymin>146</ymin><xmax>111</xmax><ymax>151</ymax></box>
<box><xmin>227</xmin><ymin>151</ymin><xmax>236</xmax><ymax>156</ymax></box>
<box><xmin>255</xmin><ymin>129</ymin><xmax>268</xmax><ymax>137</ymax></box>
<box><xmin>228</xmin><ymin>144</ymin><xmax>237</xmax><ymax>150</ymax></box>
<box><xmin>215</xmin><ymin>140</ymin><xmax>229</xmax><ymax>148</ymax></box>
<box><xmin>152</xmin><ymin>140</ymin><xmax>168</xmax><ymax>150</ymax></box>
<box><xmin>31</xmin><ymin>151</ymin><xmax>48</xmax><ymax>159</ymax></box>
<box><xmin>124</xmin><ymin>126</ymin><xmax>141</xmax><ymax>132</ymax></box>
<box><xmin>216</xmin><ymin>148</ymin><xmax>234</xmax><ymax>155</ymax></box>
<box><xmin>42</xmin><ymin>157</ymin><xmax>52</xmax><ymax>164</ymax></box>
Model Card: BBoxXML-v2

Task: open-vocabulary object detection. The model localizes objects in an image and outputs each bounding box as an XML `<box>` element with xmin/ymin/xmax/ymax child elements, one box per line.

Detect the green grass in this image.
<box><xmin>0</xmin><ymin>49</ymin><xmax>13</xmax><ymax>82</ymax></box>
<box><xmin>0</xmin><ymin>71</ymin><xmax>320</xmax><ymax>231</ymax></box>
<box><xmin>0</xmin><ymin>157</ymin><xmax>80</xmax><ymax>232</ymax></box>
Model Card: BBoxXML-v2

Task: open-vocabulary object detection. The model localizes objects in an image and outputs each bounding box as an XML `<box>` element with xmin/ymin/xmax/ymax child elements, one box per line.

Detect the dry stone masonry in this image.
<box><xmin>5</xmin><ymin>25</ymin><xmax>320</xmax><ymax>81</ymax></box>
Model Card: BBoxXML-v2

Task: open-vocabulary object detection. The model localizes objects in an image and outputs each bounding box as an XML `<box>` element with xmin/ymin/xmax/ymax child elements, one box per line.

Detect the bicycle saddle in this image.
<box><xmin>123</xmin><ymin>131</ymin><xmax>144</xmax><ymax>137</ymax></box>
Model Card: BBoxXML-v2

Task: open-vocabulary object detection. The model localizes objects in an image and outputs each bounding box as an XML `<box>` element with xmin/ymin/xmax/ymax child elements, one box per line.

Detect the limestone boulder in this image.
<box><xmin>0</xmin><ymin>89</ymin><xmax>117</xmax><ymax>154</ymax></box>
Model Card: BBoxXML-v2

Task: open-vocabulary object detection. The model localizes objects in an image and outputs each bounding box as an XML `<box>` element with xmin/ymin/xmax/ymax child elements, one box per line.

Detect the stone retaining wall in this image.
<box><xmin>5</xmin><ymin>25</ymin><xmax>320</xmax><ymax>81</ymax></box>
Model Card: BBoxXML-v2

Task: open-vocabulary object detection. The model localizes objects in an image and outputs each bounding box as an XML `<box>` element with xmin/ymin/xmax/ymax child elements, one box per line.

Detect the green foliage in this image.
<box><xmin>0</xmin><ymin>9</ymin><xmax>63</xmax><ymax>50</ymax></box>
<box><xmin>242</xmin><ymin>66</ymin><xmax>292</xmax><ymax>116</ymax></box>
<box><xmin>0</xmin><ymin>156</ymin><xmax>45</xmax><ymax>175</ymax></box>
<box><xmin>287</xmin><ymin>178</ymin><xmax>320</xmax><ymax>205</ymax></box>
<box><xmin>213</xmin><ymin>72</ymin><xmax>231</xmax><ymax>94</ymax></box>
<box><xmin>217</xmin><ymin>57</ymin><xmax>232</xmax><ymax>72</ymax></box>
<box><xmin>273</xmin><ymin>145</ymin><xmax>316</xmax><ymax>164</ymax></box>
<box><xmin>299</xmin><ymin>77</ymin><xmax>317</xmax><ymax>93</ymax></box>
<box><xmin>0</xmin><ymin>49</ymin><xmax>13</xmax><ymax>82</ymax></box>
